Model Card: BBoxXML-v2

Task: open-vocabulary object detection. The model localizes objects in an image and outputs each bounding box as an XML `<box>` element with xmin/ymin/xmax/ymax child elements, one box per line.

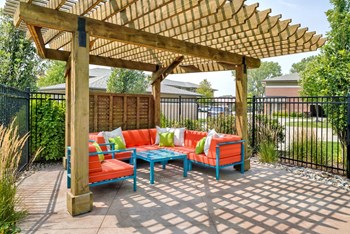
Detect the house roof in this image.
<box><xmin>89</xmin><ymin>68</ymin><xmax>111</xmax><ymax>78</ymax></box>
<box><xmin>39</xmin><ymin>69</ymin><xmax>201</xmax><ymax>97</ymax></box>
<box><xmin>5</xmin><ymin>0</ymin><xmax>326</xmax><ymax>73</ymax></box>
<box><xmin>162</xmin><ymin>79</ymin><xmax>199</xmax><ymax>89</ymax></box>
<box><xmin>263</xmin><ymin>73</ymin><xmax>300</xmax><ymax>83</ymax></box>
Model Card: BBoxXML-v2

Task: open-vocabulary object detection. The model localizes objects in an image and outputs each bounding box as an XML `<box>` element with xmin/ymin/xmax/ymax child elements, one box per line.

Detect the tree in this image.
<box><xmin>196</xmin><ymin>79</ymin><xmax>214</xmax><ymax>98</ymax></box>
<box><xmin>37</xmin><ymin>61</ymin><xmax>66</xmax><ymax>87</ymax></box>
<box><xmin>241</xmin><ymin>61</ymin><xmax>282</xmax><ymax>97</ymax></box>
<box><xmin>0</xmin><ymin>9</ymin><xmax>43</xmax><ymax>91</ymax></box>
<box><xmin>107</xmin><ymin>68</ymin><xmax>149</xmax><ymax>94</ymax></box>
<box><xmin>300</xmin><ymin>0</ymin><xmax>350</xmax><ymax>146</ymax></box>
<box><xmin>290</xmin><ymin>56</ymin><xmax>317</xmax><ymax>74</ymax></box>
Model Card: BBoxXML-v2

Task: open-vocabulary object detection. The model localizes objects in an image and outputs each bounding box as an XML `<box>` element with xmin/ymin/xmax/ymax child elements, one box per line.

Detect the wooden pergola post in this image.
<box><xmin>63</xmin><ymin>61</ymin><xmax>71</xmax><ymax>170</ymax></box>
<box><xmin>235</xmin><ymin>59</ymin><xmax>250</xmax><ymax>171</ymax></box>
<box><xmin>66</xmin><ymin>25</ymin><xmax>92</xmax><ymax>216</ymax></box>
<box><xmin>152</xmin><ymin>76</ymin><xmax>161</xmax><ymax>127</ymax></box>
<box><xmin>151</xmin><ymin>57</ymin><xmax>184</xmax><ymax>127</ymax></box>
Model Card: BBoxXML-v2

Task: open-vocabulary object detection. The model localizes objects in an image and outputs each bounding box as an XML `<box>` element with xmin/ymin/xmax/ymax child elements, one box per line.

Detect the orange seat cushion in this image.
<box><xmin>123</xmin><ymin>129</ymin><xmax>151</xmax><ymax>147</ymax></box>
<box><xmin>161</xmin><ymin>146</ymin><xmax>194</xmax><ymax>155</ymax></box>
<box><xmin>133</xmin><ymin>145</ymin><xmax>160</xmax><ymax>152</ymax></box>
<box><xmin>89</xmin><ymin>159</ymin><xmax>134</xmax><ymax>184</ymax></box>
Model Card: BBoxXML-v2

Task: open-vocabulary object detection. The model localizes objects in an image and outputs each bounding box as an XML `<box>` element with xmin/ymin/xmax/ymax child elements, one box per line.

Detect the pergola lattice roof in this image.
<box><xmin>4</xmin><ymin>0</ymin><xmax>326</xmax><ymax>73</ymax></box>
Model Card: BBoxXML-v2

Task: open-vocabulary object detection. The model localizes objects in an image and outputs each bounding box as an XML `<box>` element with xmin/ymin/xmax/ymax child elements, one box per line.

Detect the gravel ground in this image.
<box><xmin>16</xmin><ymin>161</ymin><xmax>62</xmax><ymax>185</ymax></box>
<box><xmin>251</xmin><ymin>156</ymin><xmax>350</xmax><ymax>192</ymax></box>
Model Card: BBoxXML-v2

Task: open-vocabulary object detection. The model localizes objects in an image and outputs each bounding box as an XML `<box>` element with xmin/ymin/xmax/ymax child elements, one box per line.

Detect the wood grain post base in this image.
<box><xmin>234</xmin><ymin>159</ymin><xmax>251</xmax><ymax>171</ymax></box>
<box><xmin>67</xmin><ymin>191</ymin><xmax>93</xmax><ymax>216</ymax></box>
<box><xmin>62</xmin><ymin>156</ymin><xmax>67</xmax><ymax>170</ymax></box>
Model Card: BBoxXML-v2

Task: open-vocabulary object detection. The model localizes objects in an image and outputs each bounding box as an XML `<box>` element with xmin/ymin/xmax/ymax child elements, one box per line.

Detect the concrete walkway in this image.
<box><xmin>18</xmin><ymin>161</ymin><xmax>350</xmax><ymax>234</ymax></box>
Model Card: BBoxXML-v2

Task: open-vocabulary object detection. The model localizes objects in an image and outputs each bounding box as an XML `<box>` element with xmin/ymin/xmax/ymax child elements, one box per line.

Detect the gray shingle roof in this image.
<box><xmin>89</xmin><ymin>68</ymin><xmax>111</xmax><ymax>78</ymax></box>
<box><xmin>162</xmin><ymin>79</ymin><xmax>199</xmax><ymax>89</ymax></box>
<box><xmin>40</xmin><ymin>69</ymin><xmax>201</xmax><ymax>96</ymax></box>
<box><xmin>263</xmin><ymin>73</ymin><xmax>300</xmax><ymax>82</ymax></box>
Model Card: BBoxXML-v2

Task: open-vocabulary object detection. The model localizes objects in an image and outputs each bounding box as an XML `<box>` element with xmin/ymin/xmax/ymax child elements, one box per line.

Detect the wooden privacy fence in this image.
<box><xmin>89</xmin><ymin>93</ymin><xmax>154</xmax><ymax>132</ymax></box>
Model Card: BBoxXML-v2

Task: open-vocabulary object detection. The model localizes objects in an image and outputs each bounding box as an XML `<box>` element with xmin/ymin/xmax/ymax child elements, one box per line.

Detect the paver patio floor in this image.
<box><xmin>18</xmin><ymin>160</ymin><xmax>350</xmax><ymax>234</ymax></box>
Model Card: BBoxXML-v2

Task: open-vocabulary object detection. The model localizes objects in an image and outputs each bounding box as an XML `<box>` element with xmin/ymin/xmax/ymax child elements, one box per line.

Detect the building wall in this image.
<box><xmin>265</xmin><ymin>86</ymin><xmax>301</xmax><ymax>97</ymax></box>
<box><xmin>264</xmin><ymin>85</ymin><xmax>308</xmax><ymax>114</ymax></box>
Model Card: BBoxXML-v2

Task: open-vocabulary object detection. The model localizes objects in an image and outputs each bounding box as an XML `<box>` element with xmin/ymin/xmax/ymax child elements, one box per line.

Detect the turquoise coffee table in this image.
<box><xmin>136</xmin><ymin>149</ymin><xmax>188</xmax><ymax>184</ymax></box>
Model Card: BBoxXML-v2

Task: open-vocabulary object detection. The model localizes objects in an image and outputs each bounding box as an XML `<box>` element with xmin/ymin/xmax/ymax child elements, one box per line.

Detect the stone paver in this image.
<box><xmin>18</xmin><ymin>161</ymin><xmax>350</xmax><ymax>234</ymax></box>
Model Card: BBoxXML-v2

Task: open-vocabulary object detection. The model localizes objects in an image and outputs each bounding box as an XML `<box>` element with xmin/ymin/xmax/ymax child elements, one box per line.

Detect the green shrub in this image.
<box><xmin>258</xmin><ymin>140</ymin><xmax>279</xmax><ymax>163</ymax></box>
<box><xmin>0</xmin><ymin>121</ymin><xmax>29</xmax><ymax>233</ymax></box>
<box><xmin>31</xmin><ymin>98</ymin><xmax>65</xmax><ymax>161</ymax></box>
<box><xmin>289</xmin><ymin>129</ymin><xmax>342</xmax><ymax>165</ymax></box>
<box><xmin>249</xmin><ymin>114</ymin><xmax>285</xmax><ymax>151</ymax></box>
<box><xmin>207</xmin><ymin>114</ymin><xmax>236</xmax><ymax>134</ymax></box>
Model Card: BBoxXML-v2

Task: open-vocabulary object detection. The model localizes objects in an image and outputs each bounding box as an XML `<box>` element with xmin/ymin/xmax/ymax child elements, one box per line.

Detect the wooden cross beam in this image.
<box><xmin>151</xmin><ymin>56</ymin><xmax>184</xmax><ymax>84</ymax></box>
<box><xmin>45</xmin><ymin>49</ymin><xmax>158</xmax><ymax>72</ymax></box>
<box><xmin>27</xmin><ymin>25</ymin><xmax>46</xmax><ymax>58</ymax></box>
<box><xmin>14</xmin><ymin>2</ymin><xmax>261</xmax><ymax>68</ymax></box>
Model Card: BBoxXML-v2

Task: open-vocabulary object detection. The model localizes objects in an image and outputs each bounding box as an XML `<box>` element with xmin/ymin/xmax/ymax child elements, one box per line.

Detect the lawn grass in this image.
<box><xmin>285</xmin><ymin>120</ymin><xmax>331</xmax><ymax>128</ymax></box>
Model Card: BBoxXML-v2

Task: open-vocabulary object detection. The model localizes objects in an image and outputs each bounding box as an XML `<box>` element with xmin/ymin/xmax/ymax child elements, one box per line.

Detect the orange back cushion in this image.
<box><xmin>122</xmin><ymin>129</ymin><xmax>151</xmax><ymax>147</ymax></box>
<box><xmin>149</xmin><ymin>128</ymin><xmax>157</xmax><ymax>144</ymax></box>
<box><xmin>89</xmin><ymin>134</ymin><xmax>108</xmax><ymax>152</ymax></box>
<box><xmin>207</xmin><ymin>135</ymin><xmax>242</xmax><ymax>159</ymax></box>
<box><xmin>184</xmin><ymin>130</ymin><xmax>207</xmax><ymax>148</ymax></box>
<box><xmin>88</xmin><ymin>144</ymin><xmax>102</xmax><ymax>173</ymax></box>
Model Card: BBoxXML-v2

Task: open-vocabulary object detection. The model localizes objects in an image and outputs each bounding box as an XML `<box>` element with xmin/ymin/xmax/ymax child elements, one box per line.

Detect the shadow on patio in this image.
<box><xmin>18</xmin><ymin>161</ymin><xmax>350</xmax><ymax>234</ymax></box>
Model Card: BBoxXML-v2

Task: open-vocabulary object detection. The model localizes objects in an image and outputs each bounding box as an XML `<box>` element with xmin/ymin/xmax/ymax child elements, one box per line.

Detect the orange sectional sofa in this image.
<box><xmin>66</xmin><ymin>144</ymin><xmax>137</xmax><ymax>190</ymax></box>
<box><xmin>89</xmin><ymin>128</ymin><xmax>244</xmax><ymax>180</ymax></box>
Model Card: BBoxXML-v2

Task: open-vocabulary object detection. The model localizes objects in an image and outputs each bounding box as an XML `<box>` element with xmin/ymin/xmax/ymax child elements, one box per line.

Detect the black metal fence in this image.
<box><xmin>161</xmin><ymin>97</ymin><xmax>237</xmax><ymax>134</ymax></box>
<box><xmin>0</xmin><ymin>84</ymin><xmax>30</xmax><ymax>170</ymax></box>
<box><xmin>30</xmin><ymin>92</ymin><xmax>66</xmax><ymax>161</ymax></box>
<box><xmin>252</xmin><ymin>96</ymin><xmax>349</xmax><ymax>177</ymax></box>
<box><xmin>1</xmin><ymin>84</ymin><xmax>349</xmax><ymax>178</ymax></box>
<box><xmin>161</xmin><ymin>96</ymin><xmax>350</xmax><ymax>178</ymax></box>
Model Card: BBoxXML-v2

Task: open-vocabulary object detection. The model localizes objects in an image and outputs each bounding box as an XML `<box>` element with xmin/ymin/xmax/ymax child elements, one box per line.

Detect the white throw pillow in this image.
<box><xmin>204</xmin><ymin>129</ymin><xmax>218</xmax><ymax>156</ymax></box>
<box><xmin>155</xmin><ymin>126</ymin><xmax>169</xmax><ymax>144</ymax></box>
<box><xmin>98</xmin><ymin>127</ymin><xmax>125</xmax><ymax>150</ymax></box>
<box><xmin>169</xmin><ymin>127</ymin><xmax>185</xmax><ymax>146</ymax></box>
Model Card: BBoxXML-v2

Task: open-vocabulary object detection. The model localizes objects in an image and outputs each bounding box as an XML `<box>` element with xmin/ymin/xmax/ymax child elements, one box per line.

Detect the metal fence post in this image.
<box><xmin>179</xmin><ymin>95</ymin><xmax>182</xmax><ymax>120</ymax></box>
<box><xmin>26</xmin><ymin>87</ymin><xmax>31</xmax><ymax>164</ymax></box>
<box><xmin>252</xmin><ymin>95</ymin><xmax>256</xmax><ymax>153</ymax></box>
<box><xmin>347</xmin><ymin>93</ymin><xmax>350</xmax><ymax>179</ymax></box>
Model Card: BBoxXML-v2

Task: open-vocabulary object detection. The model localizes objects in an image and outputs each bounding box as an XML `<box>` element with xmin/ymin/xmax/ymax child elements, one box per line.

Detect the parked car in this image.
<box><xmin>199</xmin><ymin>105</ymin><xmax>210</xmax><ymax>112</ymax></box>
<box><xmin>207</xmin><ymin>106</ymin><xmax>229</xmax><ymax>117</ymax></box>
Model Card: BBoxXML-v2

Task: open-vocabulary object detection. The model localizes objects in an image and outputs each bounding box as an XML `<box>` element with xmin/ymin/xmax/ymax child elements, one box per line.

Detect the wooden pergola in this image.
<box><xmin>5</xmin><ymin>0</ymin><xmax>325</xmax><ymax>216</ymax></box>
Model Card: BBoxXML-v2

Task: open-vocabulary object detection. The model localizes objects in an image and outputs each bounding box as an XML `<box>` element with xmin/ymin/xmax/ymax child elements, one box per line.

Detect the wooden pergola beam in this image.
<box><xmin>151</xmin><ymin>56</ymin><xmax>184</xmax><ymax>84</ymax></box>
<box><xmin>45</xmin><ymin>49</ymin><xmax>158</xmax><ymax>72</ymax></box>
<box><xmin>27</xmin><ymin>25</ymin><xmax>46</xmax><ymax>58</ymax></box>
<box><xmin>15</xmin><ymin>2</ymin><xmax>260</xmax><ymax>68</ymax></box>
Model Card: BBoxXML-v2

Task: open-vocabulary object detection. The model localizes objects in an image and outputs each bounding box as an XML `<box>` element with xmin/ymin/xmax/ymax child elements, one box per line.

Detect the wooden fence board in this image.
<box><xmin>88</xmin><ymin>93</ymin><xmax>154</xmax><ymax>132</ymax></box>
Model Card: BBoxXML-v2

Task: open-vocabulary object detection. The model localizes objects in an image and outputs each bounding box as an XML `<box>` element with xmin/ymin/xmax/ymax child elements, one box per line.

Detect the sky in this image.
<box><xmin>0</xmin><ymin>0</ymin><xmax>332</xmax><ymax>96</ymax></box>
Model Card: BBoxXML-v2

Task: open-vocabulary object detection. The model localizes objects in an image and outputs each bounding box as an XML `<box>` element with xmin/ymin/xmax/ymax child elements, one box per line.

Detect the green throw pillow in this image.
<box><xmin>159</xmin><ymin>132</ymin><xmax>175</xmax><ymax>147</ymax></box>
<box><xmin>109</xmin><ymin>136</ymin><xmax>126</xmax><ymax>150</ymax></box>
<box><xmin>195</xmin><ymin>137</ymin><xmax>207</xmax><ymax>154</ymax></box>
<box><xmin>92</xmin><ymin>142</ymin><xmax>104</xmax><ymax>161</ymax></box>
